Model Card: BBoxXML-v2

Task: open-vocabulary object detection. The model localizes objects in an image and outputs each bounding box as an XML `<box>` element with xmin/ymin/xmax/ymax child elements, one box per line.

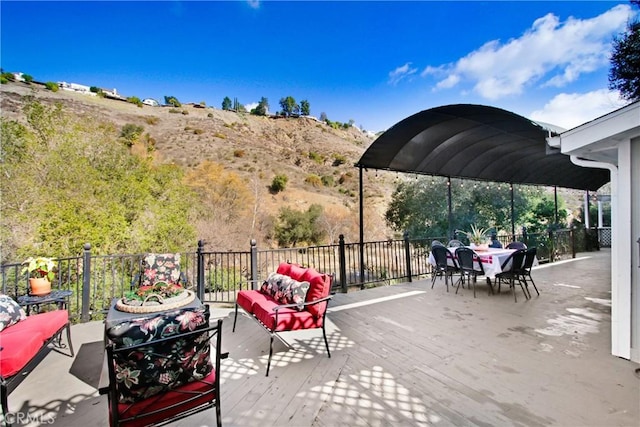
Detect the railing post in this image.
<box><xmin>548</xmin><ymin>229</ymin><xmax>555</xmax><ymax>263</ymax></box>
<box><xmin>338</xmin><ymin>234</ymin><xmax>347</xmax><ymax>293</ymax></box>
<box><xmin>250</xmin><ymin>239</ymin><xmax>258</xmax><ymax>290</ymax></box>
<box><xmin>571</xmin><ymin>228</ymin><xmax>577</xmax><ymax>259</ymax></box>
<box><xmin>81</xmin><ymin>243</ymin><xmax>91</xmax><ymax>323</ymax></box>
<box><xmin>403</xmin><ymin>232</ymin><xmax>412</xmax><ymax>282</ymax></box>
<box><xmin>197</xmin><ymin>240</ymin><xmax>205</xmax><ymax>301</ymax></box>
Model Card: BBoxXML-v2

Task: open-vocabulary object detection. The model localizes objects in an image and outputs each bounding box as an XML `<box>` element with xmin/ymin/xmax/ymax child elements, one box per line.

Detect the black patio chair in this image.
<box><xmin>447</xmin><ymin>239</ymin><xmax>464</xmax><ymax>248</ymax></box>
<box><xmin>506</xmin><ymin>241</ymin><xmax>527</xmax><ymax>250</ymax></box>
<box><xmin>431</xmin><ymin>240</ymin><xmax>445</xmax><ymax>248</ymax></box>
<box><xmin>455</xmin><ymin>247</ymin><xmax>492</xmax><ymax>298</ymax></box>
<box><xmin>495</xmin><ymin>249</ymin><xmax>528</xmax><ymax>302</ymax></box>
<box><xmin>519</xmin><ymin>247</ymin><xmax>539</xmax><ymax>297</ymax></box>
<box><xmin>430</xmin><ymin>245</ymin><xmax>459</xmax><ymax>292</ymax></box>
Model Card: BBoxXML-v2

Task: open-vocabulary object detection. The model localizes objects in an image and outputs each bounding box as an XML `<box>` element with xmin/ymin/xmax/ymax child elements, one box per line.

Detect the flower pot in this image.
<box><xmin>29</xmin><ymin>277</ymin><xmax>51</xmax><ymax>296</ymax></box>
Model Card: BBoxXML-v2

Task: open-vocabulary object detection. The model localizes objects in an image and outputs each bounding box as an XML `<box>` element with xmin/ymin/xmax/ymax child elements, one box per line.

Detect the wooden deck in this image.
<box><xmin>4</xmin><ymin>249</ymin><xmax>639</xmax><ymax>426</ymax></box>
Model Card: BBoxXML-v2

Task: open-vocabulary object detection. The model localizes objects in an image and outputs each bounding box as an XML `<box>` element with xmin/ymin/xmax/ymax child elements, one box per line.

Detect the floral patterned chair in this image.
<box><xmin>104</xmin><ymin>305</ymin><xmax>224</xmax><ymax>427</ymax></box>
<box><xmin>131</xmin><ymin>253</ymin><xmax>188</xmax><ymax>290</ymax></box>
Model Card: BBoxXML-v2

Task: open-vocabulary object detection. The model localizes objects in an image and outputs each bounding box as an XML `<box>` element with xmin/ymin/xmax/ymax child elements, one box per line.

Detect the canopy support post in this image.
<box><xmin>511</xmin><ymin>184</ymin><xmax>515</xmax><ymax>238</ymax></box>
<box><xmin>359</xmin><ymin>166</ymin><xmax>365</xmax><ymax>288</ymax></box>
<box><xmin>447</xmin><ymin>177</ymin><xmax>453</xmax><ymax>239</ymax></box>
<box><xmin>554</xmin><ymin>186</ymin><xmax>559</xmax><ymax>225</ymax></box>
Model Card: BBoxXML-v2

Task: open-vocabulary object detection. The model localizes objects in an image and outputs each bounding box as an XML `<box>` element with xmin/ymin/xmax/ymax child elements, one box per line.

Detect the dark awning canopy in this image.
<box><xmin>357</xmin><ymin>104</ymin><xmax>609</xmax><ymax>191</ymax></box>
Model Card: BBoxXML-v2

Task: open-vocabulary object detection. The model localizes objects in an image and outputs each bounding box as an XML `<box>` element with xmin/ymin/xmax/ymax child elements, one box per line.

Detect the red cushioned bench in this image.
<box><xmin>233</xmin><ymin>262</ymin><xmax>333</xmax><ymax>376</ymax></box>
<box><xmin>0</xmin><ymin>307</ymin><xmax>74</xmax><ymax>421</ymax></box>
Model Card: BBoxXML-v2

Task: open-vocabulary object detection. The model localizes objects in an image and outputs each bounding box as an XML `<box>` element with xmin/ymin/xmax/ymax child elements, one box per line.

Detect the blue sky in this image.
<box><xmin>1</xmin><ymin>1</ymin><xmax>636</xmax><ymax>132</ymax></box>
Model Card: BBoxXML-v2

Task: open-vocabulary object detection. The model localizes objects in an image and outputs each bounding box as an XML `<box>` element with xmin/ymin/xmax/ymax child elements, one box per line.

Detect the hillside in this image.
<box><xmin>0</xmin><ymin>82</ymin><xmax>397</xmax><ymax>249</ymax></box>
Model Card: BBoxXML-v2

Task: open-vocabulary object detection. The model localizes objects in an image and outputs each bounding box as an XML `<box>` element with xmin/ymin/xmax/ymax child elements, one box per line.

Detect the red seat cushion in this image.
<box><xmin>252</xmin><ymin>299</ymin><xmax>319</xmax><ymax>332</ymax></box>
<box><xmin>20</xmin><ymin>310</ymin><xmax>69</xmax><ymax>339</ymax></box>
<box><xmin>237</xmin><ymin>290</ymin><xmax>275</xmax><ymax>314</ymax></box>
<box><xmin>0</xmin><ymin>330</ymin><xmax>46</xmax><ymax>377</ymax></box>
<box><xmin>115</xmin><ymin>370</ymin><xmax>217</xmax><ymax>427</ymax></box>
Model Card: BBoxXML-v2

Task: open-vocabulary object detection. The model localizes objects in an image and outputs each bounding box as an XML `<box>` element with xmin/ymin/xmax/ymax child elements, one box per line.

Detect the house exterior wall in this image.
<box><xmin>631</xmin><ymin>136</ymin><xmax>640</xmax><ymax>362</ymax></box>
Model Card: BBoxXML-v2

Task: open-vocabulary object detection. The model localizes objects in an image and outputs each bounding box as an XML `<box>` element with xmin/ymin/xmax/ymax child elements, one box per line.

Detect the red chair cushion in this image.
<box><xmin>23</xmin><ymin>310</ymin><xmax>69</xmax><ymax>339</ymax></box>
<box><xmin>287</xmin><ymin>264</ymin><xmax>307</xmax><ymax>281</ymax></box>
<box><xmin>237</xmin><ymin>290</ymin><xmax>274</xmax><ymax>314</ymax></box>
<box><xmin>115</xmin><ymin>370</ymin><xmax>217</xmax><ymax>427</ymax></box>
<box><xmin>275</xmin><ymin>262</ymin><xmax>292</xmax><ymax>277</ymax></box>
<box><xmin>0</xmin><ymin>330</ymin><xmax>46</xmax><ymax>377</ymax></box>
<box><xmin>302</xmin><ymin>269</ymin><xmax>331</xmax><ymax>318</ymax></box>
<box><xmin>252</xmin><ymin>299</ymin><xmax>319</xmax><ymax>332</ymax></box>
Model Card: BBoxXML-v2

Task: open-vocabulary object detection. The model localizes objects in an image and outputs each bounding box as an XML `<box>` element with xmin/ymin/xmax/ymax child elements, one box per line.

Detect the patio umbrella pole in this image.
<box><xmin>511</xmin><ymin>184</ymin><xmax>515</xmax><ymax>238</ymax></box>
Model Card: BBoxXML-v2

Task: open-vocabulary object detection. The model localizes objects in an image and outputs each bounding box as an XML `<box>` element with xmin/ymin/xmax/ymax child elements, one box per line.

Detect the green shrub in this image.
<box><xmin>321</xmin><ymin>175</ymin><xmax>334</xmax><ymax>187</ymax></box>
<box><xmin>332</xmin><ymin>153</ymin><xmax>347</xmax><ymax>166</ymax></box>
<box><xmin>213</xmin><ymin>132</ymin><xmax>226</xmax><ymax>139</ymax></box>
<box><xmin>168</xmin><ymin>108</ymin><xmax>181</xmax><ymax>114</ymax></box>
<box><xmin>305</xmin><ymin>174</ymin><xmax>322</xmax><ymax>187</ymax></box>
<box><xmin>45</xmin><ymin>81</ymin><xmax>59</xmax><ymax>92</ymax></box>
<box><xmin>270</xmin><ymin>174</ymin><xmax>288</xmax><ymax>193</ymax></box>
<box><xmin>145</xmin><ymin>116</ymin><xmax>159</xmax><ymax>125</ymax></box>
<box><xmin>308</xmin><ymin>151</ymin><xmax>324</xmax><ymax>164</ymax></box>
<box><xmin>181</xmin><ymin>110</ymin><xmax>189</xmax><ymax>115</ymax></box>
<box><xmin>193</xmin><ymin>128</ymin><xmax>204</xmax><ymax>135</ymax></box>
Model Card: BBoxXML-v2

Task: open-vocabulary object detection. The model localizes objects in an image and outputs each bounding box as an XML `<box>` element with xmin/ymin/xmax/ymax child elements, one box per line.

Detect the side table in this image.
<box><xmin>17</xmin><ymin>289</ymin><xmax>73</xmax><ymax>315</ymax></box>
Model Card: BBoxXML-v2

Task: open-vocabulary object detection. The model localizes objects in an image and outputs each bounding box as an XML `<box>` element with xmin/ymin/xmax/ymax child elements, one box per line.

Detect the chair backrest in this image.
<box><xmin>431</xmin><ymin>240</ymin><xmax>444</xmax><ymax>248</ymax></box>
<box><xmin>506</xmin><ymin>241</ymin><xmax>527</xmax><ymax>250</ymax></box>
<box><xmin>523</xmin><ymin>247</ymin><xmax>537</xmax><ymax>270</ymax></box>
<box><xmin>501</xmin><ymin>249</ymin><xmax>526</xmax><ymax>272</ymax></box>
<box><xmin>455</xmin><ymin>247</ymin><xmax>484</xmax><ymax>275</ymax></box>
<box><xmin>140</xmin><ymin>253</ymin><xmax>184</xmax><ymax>287</ymax></box>
<box><xmin>106</xmin><ymin>307</ymin><xmax>222</xmax><ymax>426</ymax></box>
<box><xmin>447</xmin><ymin>239</ymin><xmax>464</xmax><ymax>248</ymax></box>
<box><xmin>431</xmin><ymin>245</ymin><xmax>453</xmax><ymax>269</ymax></box>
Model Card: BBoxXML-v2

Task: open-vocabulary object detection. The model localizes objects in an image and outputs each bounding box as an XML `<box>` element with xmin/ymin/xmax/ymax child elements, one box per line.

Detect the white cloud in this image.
<box><xmin>388</xmin><ymin>62</ymin><xmax>418</xmax><ymax>85</ymax></box>
<box><xmin>529</xmin><ymin>89</ymin><xmax>628</xmax><ymax>129</ymax></box>
<box><xmin>244</xmin><ymin>102</ymin><xmax>259</xmax><ymax>112</ymax></box>
<box><xmin>247</xmin><ymin>1</ymin><xmax>260</xmax><ymax>9</ymax></box>
<box><xmin>423</xmin><ymin>4</ymin><xmax>633</xmax><ymax>100</ymax></box>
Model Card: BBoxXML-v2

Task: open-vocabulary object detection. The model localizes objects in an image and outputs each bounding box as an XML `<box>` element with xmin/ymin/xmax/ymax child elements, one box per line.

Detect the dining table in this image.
<box><xmin>428</xmin><ymin>246</ymin><xmax>535</xmax><ymax>280</ymax></box>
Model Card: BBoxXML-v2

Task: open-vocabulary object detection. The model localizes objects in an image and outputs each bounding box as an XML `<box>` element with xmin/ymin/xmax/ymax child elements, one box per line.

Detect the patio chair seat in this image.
<box><xmin>252</xmin><ymin>299</ymin><xmax>321</xmax><ymax>332</ymax></box>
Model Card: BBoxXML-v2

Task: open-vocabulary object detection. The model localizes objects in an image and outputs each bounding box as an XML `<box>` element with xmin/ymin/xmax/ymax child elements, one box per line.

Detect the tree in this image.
<box><xmin>120</xmin><ymin>123</ymin><xmax>144</xmax><ymax>146</ymax></box>
<box><xmin>279</xmin><ymin>96</ymin><xmax>299</xmax><ymax>117</ymax></box>
<box><xmin>251</xmin><ymin>97</ymin><xmax>269</xmax><ymax>116</ymax></box>
<box><xmin>273</xmin><ymin>204</ymin><xmax>325</xmax><ymax>247</ymax></box>
<box><xmin>164</xmin><ymin>95</ymin><xmax>181</xmax><ymax>107</ymax></box>
<box><xmin>44</xmin><ymin>81</ymin><xmax>58</xmax><ymax>92</ymax></box>
<box><xmin>608</xmin><ymin>1</ymin><xmax>640</xmax><ymax>101</ymax></box>
<box><xmin>319</xmin><ymin>112</ymin><xmax>327</xmax><ymax>122</ymax></box>
<box><xmin>22</xmin><ymin>74</ymin><xmax>34</xmax><ymax>83</ymax></box>
<box><xmin>222</xmin><ymin>96</ymin><xmax>232</xmax><ymax>110</ymax></box>
<box><xmin>300</xmin><ymin>100</ymin><xmax>310</xmax><ymax>116</ymax></box>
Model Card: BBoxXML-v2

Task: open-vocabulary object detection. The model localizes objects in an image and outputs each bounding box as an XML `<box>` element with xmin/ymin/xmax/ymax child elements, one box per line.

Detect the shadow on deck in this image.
<box><xmin>5</xmin><ymin>249</ymin><xmax>639</xmax><ymax>426</ymax></box>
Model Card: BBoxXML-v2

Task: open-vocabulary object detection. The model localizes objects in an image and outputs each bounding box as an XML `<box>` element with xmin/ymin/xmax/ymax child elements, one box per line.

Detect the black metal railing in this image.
<box><xmin>0</xmin><ymin>228</ymin><xmax>595</xmax><ymax>323</ymax></box>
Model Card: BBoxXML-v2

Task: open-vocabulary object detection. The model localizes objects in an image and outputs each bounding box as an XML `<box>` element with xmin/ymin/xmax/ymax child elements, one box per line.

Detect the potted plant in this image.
<box><xmin>457</xmin><ymin>225</ymin><xmax>490</xmax><ymax>249</ymax></box>
<box><xmin>21</xmin><ymin>256</ymin><xmax>56</xmax><ymax>296</ymax></box>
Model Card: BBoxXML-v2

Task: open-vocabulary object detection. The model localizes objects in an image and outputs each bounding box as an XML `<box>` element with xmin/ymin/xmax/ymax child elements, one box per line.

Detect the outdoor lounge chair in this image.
<box><xmin>104</xmin><ymin>308</ymin><xmax>223</xmax><ymax>427</ymax></box>
<box><xmin>131</xmin><ymin>253</ymin><xmax>188</xmax><ymax>289</ymax></box>
<box><xmin>519</xmin><ymin>247</ymin><xmax>539</xmax><ymax>297</ymax></box>
<box><xmin>506</xmin><ymin>241</ymin><xmax>527</xmax><ymax>250</ymax></box>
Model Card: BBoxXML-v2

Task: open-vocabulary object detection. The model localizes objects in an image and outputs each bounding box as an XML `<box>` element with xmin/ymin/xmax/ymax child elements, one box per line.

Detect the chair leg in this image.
<box><xmin>431</xmin><ymin>271</ymin><xmax>437</xmax><ymax>288</ymax></box>
<box><xmin>528</xmin><ymin>274</ymin><xmax>540</xmax><ymax>296</ymax></box>
<box><xmin>266</xmin><ymin>334</ymin><xmax>275</xmax><ymax>377</ymax></box>
<box><xmin>232</xmin><ymin>304</ymin><xmax>239</xmax><ymax>332</ymax></box>
<box><xmin>1</xmin><ymin>383</ymin><xmax>11</xmax><ymax>427</ymax></box>
<box><xmin>511</xmin><ymin>279</ymin><xmax>518</xmax><ymax>303</ymax></box>
<box><xmin>66</xmin><ymin>323</ymin><xmax>75</xmax><ymax>357</ymax></box>
<box><xmin>322</xmin><ymin>324</ymin><xmax>331</xmax><ymax>358</ymax></box>
<box><xmin>215</xmin><ymin>395</ymin><xmax>222</xmax><ymax>427</ymax></box>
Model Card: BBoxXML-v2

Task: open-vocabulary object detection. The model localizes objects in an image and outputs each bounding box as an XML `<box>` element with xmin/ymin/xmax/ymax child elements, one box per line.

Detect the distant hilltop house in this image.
<box><xmin>142</xmin><ymin>98</ymin><xmax>159</xmax><ymax>107</ymax></box>
<box><xmin>58</xmin><ymin>81</ymin><xmax>96</xmax><ymax>96</ymax></box>
<box><xmin>101</xmin><ymin>88</ymin><xmax>124</xmax><ymax>100</ymax></box>
<box><xmin>12</xmin><ymin>72</ymin><xmax>27</xmax><ymax>82</ymax></box>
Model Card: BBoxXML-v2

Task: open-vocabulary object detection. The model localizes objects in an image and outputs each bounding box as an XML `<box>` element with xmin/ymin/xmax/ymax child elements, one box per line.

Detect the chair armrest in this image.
<box><xmin>272</xmin><ymin>294</ymin><xmax>334</xmax><ymax>312</ymax></box>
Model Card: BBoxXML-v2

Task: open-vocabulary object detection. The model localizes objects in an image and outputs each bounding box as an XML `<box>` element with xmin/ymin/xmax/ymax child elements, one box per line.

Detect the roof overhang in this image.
<box><xmin>357</xmin><ymin>104</ymin><xmax>610</xmax><ymax>191</ymax></box>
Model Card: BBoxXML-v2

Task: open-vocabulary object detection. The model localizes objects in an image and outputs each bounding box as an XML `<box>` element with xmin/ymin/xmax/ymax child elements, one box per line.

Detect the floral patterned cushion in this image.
<box><xmin>106</xmin><ymin>305</ymin><xmax>212</xmax><ymax>403</ymax></box>
<box><xmin>141</xmin><ymin>253</ymin><xmax>182</xmax><ymax>287</ymax></box>
<box><xmin>0</xmin><ymin>294</ymin><xmax>26</xmax><ymax>332</ymax></box>
<box><xmin>260</xmin><ymin>273</ymin><xmax>310</xmax><ymax>311</ymax></box>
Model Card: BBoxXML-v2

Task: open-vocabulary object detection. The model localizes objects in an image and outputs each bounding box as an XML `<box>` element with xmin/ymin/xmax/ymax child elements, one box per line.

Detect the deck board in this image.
<box><xmin>4</xmin><ymin>249</ymin><xmax>639</xmax><ymax>427</ymax></box>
